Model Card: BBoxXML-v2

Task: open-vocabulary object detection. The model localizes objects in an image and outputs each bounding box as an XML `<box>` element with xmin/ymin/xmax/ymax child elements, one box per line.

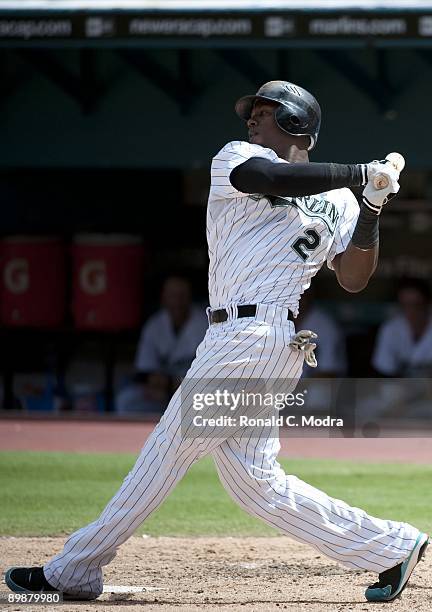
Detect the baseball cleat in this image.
<box><xmin>365</xmin><ymin>532</ymin><xmax>429</xmax><ymax>602</ymax></box>
<box><xmin>5</xmin><ymin>566</ymin><xmax>60</xmax><ymax>594</ymax></box>
<box><xmin>4</xmin><ymin>566</ymin><xmax>97</xmax><ymax>600</ymax></box>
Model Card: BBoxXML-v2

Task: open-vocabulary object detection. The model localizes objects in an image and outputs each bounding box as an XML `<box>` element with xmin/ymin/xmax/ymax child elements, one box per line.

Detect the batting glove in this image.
<box><xmin>289</xmin><ymin>330</ymin><xmax>318</xmax><ymax>368</ymax></box>
<box><xmin>363</xmin><ymin>160</ymin><xmax>400</xmax><ymax>215</ymax></box>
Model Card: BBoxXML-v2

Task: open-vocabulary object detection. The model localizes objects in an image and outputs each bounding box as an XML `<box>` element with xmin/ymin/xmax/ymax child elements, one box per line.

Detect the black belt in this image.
<box><xmin>209</xmin><ymin>304</ymin><xmax>294</xmax><ymax>325</ymax></box>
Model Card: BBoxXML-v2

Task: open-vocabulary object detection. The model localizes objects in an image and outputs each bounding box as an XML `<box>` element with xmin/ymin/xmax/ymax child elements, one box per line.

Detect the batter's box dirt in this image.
<box><xmin>1</xmin><ymin>536</ymin><xmax>430</xmax><ymax>611</ymax></box>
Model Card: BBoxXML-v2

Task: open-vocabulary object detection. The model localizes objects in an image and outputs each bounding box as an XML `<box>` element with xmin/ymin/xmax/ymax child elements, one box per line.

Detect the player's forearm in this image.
<box><xmin>333</xmin><ymin>203</ymin><xmax>380</xmax><ymax>292</ymax></box>
<box><xmin>334</xmin><ymin>242</ymin><xmax>378</xmax><ymax>293</ymax></box>
<box><xmin>229</xmin><ymin>157</ymin><xmax>366</xmax><ymax>197</ymax></box>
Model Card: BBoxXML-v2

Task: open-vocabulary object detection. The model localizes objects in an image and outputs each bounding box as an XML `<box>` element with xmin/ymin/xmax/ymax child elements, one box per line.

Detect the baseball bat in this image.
<box><xmin>373</xmin><ymin>152</ymin><xmax>405</xmax><ymax>190</ymax></box>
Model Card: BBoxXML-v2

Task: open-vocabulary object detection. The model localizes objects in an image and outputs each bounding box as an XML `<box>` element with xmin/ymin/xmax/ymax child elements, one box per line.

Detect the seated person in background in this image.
<box><xmin>117</xmin><ymin>276</ymin><xmax>208</xmax><ymax>414</ymax></box>
<box><xmin>296</xmin><ymin>287</ymin><xmax>347</xmax><ymax>377</ymax></box>
<box><xmin>372</xmin><ymin>277</ymin><xmax>432</xmax><ymax>377</ymax></box>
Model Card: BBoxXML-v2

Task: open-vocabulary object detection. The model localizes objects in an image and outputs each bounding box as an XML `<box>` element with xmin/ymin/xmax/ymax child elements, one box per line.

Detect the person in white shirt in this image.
<box><xmin>117</xmin><ymin>276</ymin><xmax>208</xmax><ymax>414</ymax></box>
<box><xmin>373</xmin><ymin>278</ymin><xmax>432</xmax><ymax>377</ymax></box>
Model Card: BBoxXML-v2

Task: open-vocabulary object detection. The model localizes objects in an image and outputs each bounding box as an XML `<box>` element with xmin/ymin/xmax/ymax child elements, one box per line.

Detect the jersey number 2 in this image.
<box><xmin>292</xmin><ymin>229</ymin><xmax>321</xmax><ymax>261</ymax></box>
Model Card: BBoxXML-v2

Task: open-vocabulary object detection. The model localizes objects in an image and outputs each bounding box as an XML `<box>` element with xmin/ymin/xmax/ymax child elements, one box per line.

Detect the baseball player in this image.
<box><xmin>5</xmin><ymin>81</ymin><xmax>428</xmax><ymax>603</ymax></box>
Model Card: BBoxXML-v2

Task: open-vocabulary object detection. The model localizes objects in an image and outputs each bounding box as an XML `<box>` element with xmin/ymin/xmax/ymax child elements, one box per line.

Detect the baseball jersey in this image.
<box><xmin>208</xmin><ymin>140</ymin><xmax>360</xmax><ymax>315</ymax></box>
<box><xmin>372</xmin><ymin>313</ymin><xmax>432</xmax><ymax>376</ymax></box>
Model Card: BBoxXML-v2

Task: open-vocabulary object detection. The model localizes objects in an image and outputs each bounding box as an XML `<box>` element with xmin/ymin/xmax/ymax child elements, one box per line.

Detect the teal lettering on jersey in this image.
<box><xmin>268</xmin><ymin>195</ymin><xmax>340</xmax><ymax>235</ymax></box>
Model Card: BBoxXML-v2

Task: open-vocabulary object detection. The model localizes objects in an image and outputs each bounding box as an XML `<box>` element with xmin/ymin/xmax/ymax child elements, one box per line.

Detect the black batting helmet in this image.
<box><xmin>235</xmin><ymin>80</ymin><xmax>321</xmax><ymax>150</ymax></box>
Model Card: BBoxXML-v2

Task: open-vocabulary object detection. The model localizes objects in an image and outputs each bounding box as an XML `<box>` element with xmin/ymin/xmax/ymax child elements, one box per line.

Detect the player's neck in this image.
<box><xmin>266</xmin><ymin>134</ymin><xmax>310</xmax><ymax>162</ymax></box>
<box><xmin>280</xmin><ymin>144</ymin><xmax>309</xmax><ymax>164</ymax></box>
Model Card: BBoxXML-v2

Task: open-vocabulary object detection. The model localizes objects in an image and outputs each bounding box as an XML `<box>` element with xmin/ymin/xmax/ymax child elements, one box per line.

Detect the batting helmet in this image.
<box><xmin>235</xmin><ymin>80</ymin><xmax>321</xmax><ymax>150</ymax></box>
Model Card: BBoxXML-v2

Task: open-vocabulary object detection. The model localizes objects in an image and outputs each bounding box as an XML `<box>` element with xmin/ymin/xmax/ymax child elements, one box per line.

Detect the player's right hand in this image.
<box><xmin>363</xmin><ymin>161</ymin><xmax>400</xmax><ymax>215</ymax></box>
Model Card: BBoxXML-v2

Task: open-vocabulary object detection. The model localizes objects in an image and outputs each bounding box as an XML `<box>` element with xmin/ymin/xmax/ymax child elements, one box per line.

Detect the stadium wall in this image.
<box><xmin>1</xmin><ymin>47</ymin><xmax>431</xmax><ymax>168</ymax></box>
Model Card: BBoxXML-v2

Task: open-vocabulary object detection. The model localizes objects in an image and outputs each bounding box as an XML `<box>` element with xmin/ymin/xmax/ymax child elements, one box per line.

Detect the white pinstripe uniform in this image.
<box><xmin>43</xmin><ymin>141</ymin><xmax>419</xmax><ymax>599</ymax></box>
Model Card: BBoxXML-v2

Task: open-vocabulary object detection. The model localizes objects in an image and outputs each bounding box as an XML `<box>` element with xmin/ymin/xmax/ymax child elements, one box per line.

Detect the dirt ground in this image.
<box><xmin>1</xmin><ymin>536</ymin><xmax>431</xmax><ymax>612</ymax></box>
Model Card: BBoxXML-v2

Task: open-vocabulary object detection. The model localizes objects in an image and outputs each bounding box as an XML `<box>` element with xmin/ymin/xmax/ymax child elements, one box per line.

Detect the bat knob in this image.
<box><xmin>373</xmin><ymin>174</ymin><xmax>390</xmax><ymax>190</ymax></box>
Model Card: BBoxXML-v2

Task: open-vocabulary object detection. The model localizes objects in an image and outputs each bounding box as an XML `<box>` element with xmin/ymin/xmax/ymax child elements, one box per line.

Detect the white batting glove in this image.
<box><xmin>289</xmin><ymin>330</ymin><xmax>318</xmax><ymax>368</ymax></box>
<box><xmin>363</xmin><ymin>161</ymin><xmax>400</xmax><ymax>215</ymax></box>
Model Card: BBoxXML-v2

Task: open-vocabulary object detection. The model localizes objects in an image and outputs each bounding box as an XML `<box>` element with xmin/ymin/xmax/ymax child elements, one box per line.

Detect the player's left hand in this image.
<box><xmin>289</xmin><ymin>330</ymin><xmax>318</xmax><ymax>368</ymax></box>
<box><xmin>363</xmin><ymin>161</ymin><xmax>400</xmax><ymax>215</ymax></box>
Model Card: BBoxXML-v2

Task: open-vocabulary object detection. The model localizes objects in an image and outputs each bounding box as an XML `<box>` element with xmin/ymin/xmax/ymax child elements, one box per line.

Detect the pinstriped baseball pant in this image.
<box><xmin>43</xmin><ymin>304</ymin><xmax>420</xmax><ymax>598</ymax></box>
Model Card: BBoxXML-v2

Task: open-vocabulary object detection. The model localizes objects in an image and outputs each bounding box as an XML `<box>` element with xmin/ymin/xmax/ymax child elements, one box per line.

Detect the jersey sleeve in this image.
<box><xmin>210</xmin><ymin>140</ymin><xmax>280</xmax><ymax>201</ymax></box>
<box><xmin>326</xmin><ymin>189</ymin><xmax>360</xmax><ymax>270</ymax></box>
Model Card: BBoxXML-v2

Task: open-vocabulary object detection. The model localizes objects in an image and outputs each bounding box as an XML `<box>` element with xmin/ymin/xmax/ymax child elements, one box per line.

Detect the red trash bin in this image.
<box><xmin>72</xmin><ymin>234</ymin><xmax>145</xmax><ymax>330</ymax></box>
<box><xmin>0</xmin><ymin>236</ymin><xmax>66</xmax><ymax>327</ymax></box>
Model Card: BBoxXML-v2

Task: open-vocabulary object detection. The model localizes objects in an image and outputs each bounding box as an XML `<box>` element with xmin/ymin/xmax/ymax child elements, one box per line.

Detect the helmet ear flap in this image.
<box><xmin>274</xmin><ymin>104</ymin><xmax>317</xmax><ymax>151</ymax></box>
<box><xmin>288</xmin><ymin>114</ymin><xmax>301</xmax><ymax>127</ymax></box>
<box><xmin>275</xmin><ymin>105</ymin><xmax>316</xmax><ymax>151</ymax></box>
